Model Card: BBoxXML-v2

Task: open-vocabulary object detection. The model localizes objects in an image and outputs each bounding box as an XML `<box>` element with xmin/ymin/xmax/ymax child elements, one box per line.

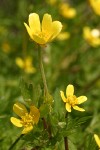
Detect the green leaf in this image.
<box><xmin>20</xmin><ymin>78</ymin><xmax>41</xmax><ymax>106</ymax></box>
<box><xmin>53</xmin><ymin>88</ymin><xmax>66</xmax><ymax>118</ymax></box>
<box><xmin>84</xmin><ymin>134</ymin><xmax>97</xmax><ymax>150</ymax></box>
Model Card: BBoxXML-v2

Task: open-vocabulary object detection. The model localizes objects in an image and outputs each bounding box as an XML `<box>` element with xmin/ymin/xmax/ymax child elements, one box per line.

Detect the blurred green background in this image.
<box><xmin>0</xmin><ymin>0</ymin><xmax>100</xmax><ymax>149</ymax></box>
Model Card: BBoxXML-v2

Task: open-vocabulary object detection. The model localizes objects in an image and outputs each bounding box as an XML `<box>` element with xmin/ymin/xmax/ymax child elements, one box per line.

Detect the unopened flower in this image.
<box><xmin>60</xmin><ymin>84</ymin><xmax>87</xmax><ymax>112</ymax></box>
<box><xmin>94</xmin><ymin>134</ymin><xmax>100</xmax><ymax>148</ymax></box>
<box><xmin>83</xmin><ymin>26</ymin><xmax>100</xmax><ymax>47</ymax></box>
<box><xmin>89</xmin><ymin>0</ymin><xmax>100</xmax><ymax>15</ymax></box>
<box><xmin>10</xmin><ymin>102</ymin><xmax>40</xmax><ymax>134</ymax></box>
<box><xmin>16</xmin><ymin>57</ymin><xmax>36</xmax><ymax>74</ymax></box>
<box><xmin>59</xmin><ymin>3</ymin><xmax>76</xmax><ymax>18</ymax></box>
<box><xmin>24</xmin><ymin>13</ymin><xmax>62</xmax><ymax>45</ymax></box>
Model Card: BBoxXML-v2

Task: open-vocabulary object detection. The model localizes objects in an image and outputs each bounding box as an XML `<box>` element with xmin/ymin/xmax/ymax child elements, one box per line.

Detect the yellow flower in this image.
<box><xmin>83</xmin><ymin>26</ymin><xmax>100</xmax><ymax>47</ymax></box>
<box><xmin>24</xmin><ymin>13</ymin><xmax>62</xmax><ymax>45</ymax></box>
<box><xmin>94</xmin><ymin>134</ymin><xmax>100</xmax><ymax>148</ymax></box>
<box><xmin>59</xmin><ymin>3</ymin><xmax>76</xmax><ymax>18</ymax></box>
<box><xmin>15</xmin><ymin>57</ymin><xmax>36</xmax><ymax>74</ymax></box>
<box><xmin>46</xmin><ymin>0</ymin><xmax>57</xmax><ymax>6</ymax></box>
<box><xmin>60</xmin><ymin>84</ymin><xmax>87</xmax><ymax>112</ymax></box>
<box><xmin>57</xmin><ymin>32</ymin><xmax>70</xmax><ymax>41</ymax></box>
<box><xmin>89</xmin><ymin>0</ymin><xmax>100</xmax><ymax>15</ymax></box>
<box><xmin>2</xmin><ymin>41</ymin><xmax>11</xmax><ymax>53</ymax></box>
<box><xmin>10</xmin><ymin>102</ymin><xmax>40</xmax><ymax>134</ymax></box>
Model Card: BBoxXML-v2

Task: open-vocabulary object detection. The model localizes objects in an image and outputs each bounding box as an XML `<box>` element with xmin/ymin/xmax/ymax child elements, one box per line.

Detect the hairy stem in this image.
<box><xmin>8</xmin><ymin>134</ymin><xmax>23</xmax><ymax>150</ymax></box>
<box><xmin>38</xmin><ymin>45</ymin><xmax>48</xmax><ymax>96</ymax></box>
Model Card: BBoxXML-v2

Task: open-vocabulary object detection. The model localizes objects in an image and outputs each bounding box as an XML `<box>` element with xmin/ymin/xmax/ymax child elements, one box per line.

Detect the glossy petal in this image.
<box><xmin>50</xmin><ymin>21</ymin><xmax>62</xmax><ymax>40</ymax></box>
<box><xmin>30</xmin><ymin>106</ymin><xmax>40</xmax><ymax>124</ymax></box>
<box><xmin>29</xmin><ymin>13</ymin><xmax>41</xmax><ymax>33</ymax></box>
<box><xmin>73</xmin><ymin>105</ymin><xmax>85</xmax><ymax>111</ymax></box>
<box><xmin>24</xmin><ymin>23</ymin><xmax>33</xmax><ymax>39</ymax></box>
<box><xmin>66</xmin><ymin>84</ymin><xmax>74</xmax><ymax>97</ymax></box>
<box><xmin>42</xmin><ymin>14</ymin><xmax>52</xmax><ymax>34</ymax></box>
<box><xmin>60</xmin><ymin>91</ymin><xmax>67</xmax><ymax>102</ymax></box>
<box><xmin>77</xmin><ymin>96</ymin><xmax>87</xmax><ymax>104</ymax></box>
<box><xmin>94</xmin><ymin>134</ymin><xmax>100</xmax><ymax>148</ymax></box>
<box><xmin>66</xmin><ymin>103</ymin><xmax>71</xmax><ymax>112</ymax></box>
<box><xmin>10</xmin><ymin>117</ymin><xmax>22</xmax><ymax>127</ymax></box>
<box><xmin>32</xmin><ymin>34</ymin><xmax>46</xmax><ymax>44</ymax></box>
<box><xmin>22</xmin><ymin>125</ymin><xmax>33</xmax><ymax>134</ymax></box>
<box><xmin>13</xmin><ymin>102</ymin><xmax>28</xmax><ymax>118</ymax></box>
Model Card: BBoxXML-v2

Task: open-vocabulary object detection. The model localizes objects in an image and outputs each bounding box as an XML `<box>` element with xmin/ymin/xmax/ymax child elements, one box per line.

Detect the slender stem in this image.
<box><xmin>8</xmin><ymin>134</ymin><xmax>23</xmax><ymax>150</ymax></box>
<box><xmin>64</xmin><ymin>112</ymin><xmax>69</xmax><ymax>150</ymax></box>
<box><xmin>37</xmin><ymin>45</ymin><xmax>48</xmax><ymax>96</ymax></box>
<box><xmin>42</xmin><ymin>118</ymin><xmax>48</xmax><ymax>130</ymax></box>
<box><xmin>42</xmin><ymin>118</ymin><xmax>52</xmax><ymax>139</ymax></box>
<box><xmin>64</xmin><ymin>137</ymin><xmax>69</xmax><ymax>150</ymax></box>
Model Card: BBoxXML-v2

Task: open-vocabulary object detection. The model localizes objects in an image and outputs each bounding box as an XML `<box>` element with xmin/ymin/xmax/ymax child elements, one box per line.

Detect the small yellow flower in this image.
<box><xmin>83</xmin><ymin>26</ymin><xmax>100</xmax><ymax>47</ymax></box>
<box><xmin>94</xmin><ymin>134</ymin><xmax>100</xmax><ymax>148</ymax></box>
<box><xmin>10</xmin><ymin>102</ymin><xmax>40</xmax><ymax>134</ymax></box>
<box><xmin>24</xmin><ymin>13</ymin><xmax>62</xmax><ymax>45</ymax></box>
<box><xmin>15</xmin><ymin>57</ymin><xmax>36</xmax><ymax>74</ymax></box>
<box><xmin>59</xmin><ymin>3</ymin><xmax>76</xmax><ymax>18</ymax></box>
<box><xmin>89</xmin><ymin>0</ymin><xmax>100</xmax><ymax>15</ymax></box>
<box><xmin>2</xmin><ymin>41</ymin><xmax>11</xmax><ymax>53</ymax></box>
<box><xmin>46</xmin><ymin>0</ymin><xmax>57</xmax><ymax>6</ymax></box>
<box><xmin>57</xmin><ymin>32</ymin><xmax>70</xmax><ymax>41</ymax></box>
<box><xmin>60</xmin><ymin>84</ymin><xmax>87</xmax><ymax>112</ymax></box>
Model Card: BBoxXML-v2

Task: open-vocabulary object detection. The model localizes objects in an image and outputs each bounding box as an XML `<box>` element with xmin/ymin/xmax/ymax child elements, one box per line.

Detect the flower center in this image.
<box><xmin>35</xmin><ymin>31</ymin><xmax>50</xmax><ymax>41</ymax></box>
<box><xmin>67</xmin><ymin>95</ymin><xmax>77</xmax><ymax>106</ymax></box>
<box><xmin>21</xmin><ymin>113</ymin><xmax>34</xmax><ymax>127</ymax></box>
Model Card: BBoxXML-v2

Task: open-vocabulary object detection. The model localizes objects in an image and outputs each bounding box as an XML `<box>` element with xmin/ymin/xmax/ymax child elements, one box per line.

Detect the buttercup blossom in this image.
<box><xmin>46</xmin><ymin>0</ymin><xmax>57</xmax><ymax>6</ymax></box>
<box><xmin>60</xmin><ymin>84</ymin><xmax>87</xmax><ymax>112</ymax></box>
<box><xmin>57</xmin><ymin>32</ymin><xmax>70</xmax><ymax>41</ymax></box>
<box><xmin>89</xmin><ymin>0</ymin><xmax>100</xmax><ymax>15</ymax></box>
<box><xmin>10</xmin><ymin>102</ymin><xmax>40</xmax><ymax>134</ymax></box>
<box><xmin>94</xmin><ymin>134</ymin><xmax>100</xmax><ymax>148</ymax></box>
<box><xmin>59</xmin><ymin>3</ymin><xmax>76</xmax><ymax>18</ymax></box>
<box><xmin>15</xmin><ymin>57</ymin><xmax>36</xmax><ymax>74</ymax></box>
<box><xmin>83</xmin><ymin>26</ymin><xmax>100</xmax><ymax>47</ymax></box>
<box><xmin>24</xmin><ymin>13</ymin><xmax>62</xmax><ymax>45</ymax></box>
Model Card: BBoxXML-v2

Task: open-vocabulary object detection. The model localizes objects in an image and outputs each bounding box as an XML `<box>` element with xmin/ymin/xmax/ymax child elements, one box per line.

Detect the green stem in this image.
<box><xmin>8</xmin><ymin>134</ymin><xmax>23</xmax><ymax>150</ymax></box>
<box><xmin>37</xmin><ymin>45</ymin><xmax>48</xmax><ymax>96</ymax></box>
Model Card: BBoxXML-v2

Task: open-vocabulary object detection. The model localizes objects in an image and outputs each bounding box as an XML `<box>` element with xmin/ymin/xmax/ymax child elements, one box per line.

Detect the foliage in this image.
<box><xmin>0</xmin><ymin>0</ymin><xmax>100</xmax><ymax>150</ymax></box>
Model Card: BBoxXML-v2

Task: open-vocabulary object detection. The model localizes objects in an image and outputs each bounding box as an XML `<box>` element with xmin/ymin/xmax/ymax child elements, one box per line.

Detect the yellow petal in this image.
<box><xmin>66</xmin><ymin>84</ymin><xmax>74</xmax><ymax>97</ymax></box>
<box><xmin>22</xmin><ymin>125</ymin><xmax>33</xmax><ymax>134</ymax></box>
<box><xmin>73</xmin><ymin>105</ymin><xmax>85</xmax><ymax>111</ymax></box>
<box><xmin>30</xmin><ymin>106</ymin><xmax>40</xmax><ymax>124</ymax></box>
<box><xmin>94</xmin><ymin>134</ymin><xmax>100</xmax><ymax>148</ymax></box>
<box><xmin>42</xmin><ymin>13</ymin><xmax>52</xmax><ymax>34</ymax></box>
<box><xmin>32</xmin><ymin>34</ymin><xmax>46</xmax><ymax>44</ymax></box>
<box><xmin>10</xmin><ymin>117</ymin><xmax>22</xmax><ymax>127</ymax></box>
<box><xmin>15</xmin><ymin>57</ymin><xmax>24</xmax><ymax>69</ymax></box>
<box><xmin>60</xmin><ymin>91</ymin><xmax>67</xmax><ymax>102</ymax></box>
<box><xmin>77</xmin><ymin>96</ymin><xmax>87</xmax><ymax>104</ymax></box>
<box><xmin>66</xmin><ymin>103</ymin><xmax>71</xmax><ymax>112</ymax></box>
<box><xmin>24</xmin><ymin>23</ymin><xmax>33</xmax><ymax>40</ymax></box>
<box><xmin>50</xmin><ymin>21</ymin><xmax>62</xmax><ymax>40</ymax></box>
<box><xmin>13</xmin><ymin>103</ymin><xmax>28</xmax><ymax>118</ymax></box>
<box><xmin>29</xmin><ymin>13</ymin><xmax>41</xmax><ymax>33</ymax></box>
